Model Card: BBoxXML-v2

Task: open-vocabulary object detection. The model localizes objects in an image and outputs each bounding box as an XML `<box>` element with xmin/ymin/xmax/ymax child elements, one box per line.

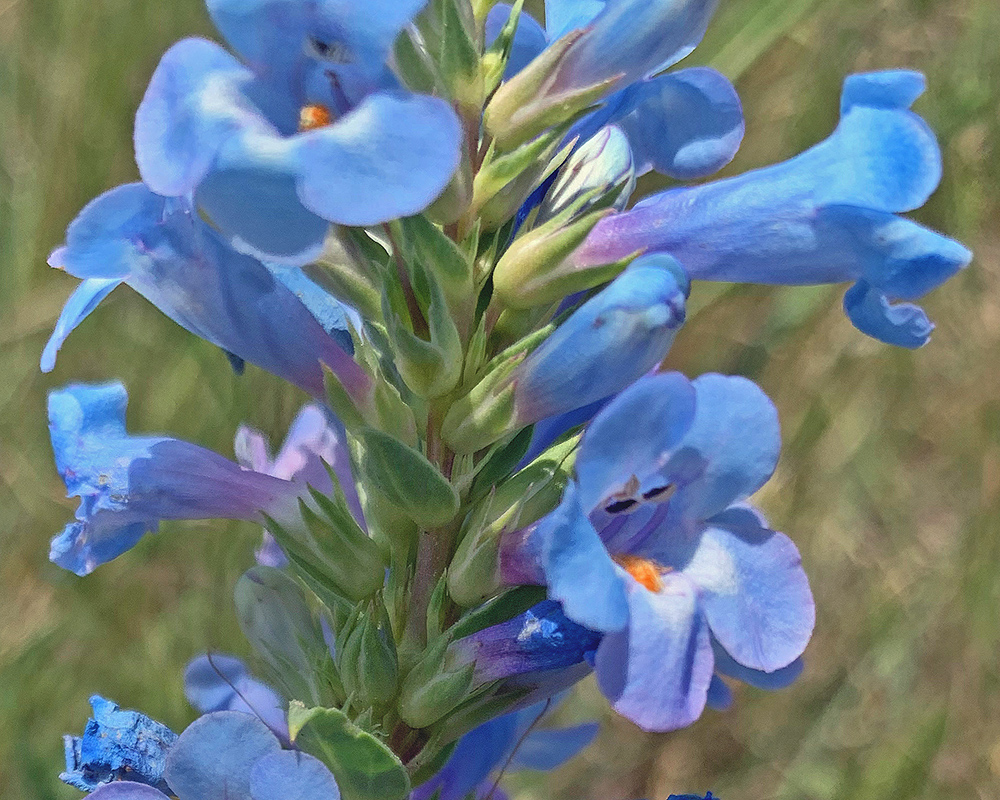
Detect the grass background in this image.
<box><xmin>0</xmin><ymin>0</ymin><xmax>997</xmax><ymax>797</ymax></box>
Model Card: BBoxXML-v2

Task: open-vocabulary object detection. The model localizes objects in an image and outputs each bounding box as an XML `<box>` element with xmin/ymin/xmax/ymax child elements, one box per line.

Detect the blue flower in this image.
<box><xmin>501</xmin><ymin>373</ymin><xmax>815</xmax><ymax>731</ymax></box>
<box><xmin>546</xmin><ymin>0</ymin><xmax>718</xmax><ymax>94</ymax></box>
<box><xmin>571</xmin><ymin>71</ymin><xmax>972</xmax><ymax>347</ymax></box>
<box><xmin>509</xmin><ymin>254</ymin><xmax>688</xmax><ymax>427</ymax></box>
<box><xmin>411</xmin><ymin>699</ymin><xmax>598</xmax><ymax>800</ymax></box>
<box><xmin>76</xmin><ymin>711</ymin><xmax>340</xmax><ymax>800</ymax></box>
<box><xmin>184</xmin><ymin>654</ymin><xmax>288</xmax><ymax>742</ymax></box>
<box><xmin>491</xmin><ymin>2</ymin><xmax>742</xmax><ymax>182</ymax></box>
<box><xmin>48</xmin><ymin>382</ymin><xmax>329</xmax><ymax>576</ymax></box>
<box><xmin>61</xmin><ymin>696</ymin><xmax>177</xmax><ymax>793</ymax></box>
<box><xmin>42</xmin><ymin>183</ymin><xmax>370</xmax><ymax>404</ymax></box>
<box><xmin>135</xmin><ymin>2</ymin><xmax>462</xmax><ymax>264</ymax></box>
<box><xmin>449</xmin><ymin>600</ymin><xmax>602</xmax><ymax>691</ymax></box>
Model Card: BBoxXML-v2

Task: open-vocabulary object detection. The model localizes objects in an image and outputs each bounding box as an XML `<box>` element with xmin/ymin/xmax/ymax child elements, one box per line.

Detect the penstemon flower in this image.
<box><xmin>44</xmin><ymin>0</ymin><xmax>969</xmax><ymax>798</ymax></box>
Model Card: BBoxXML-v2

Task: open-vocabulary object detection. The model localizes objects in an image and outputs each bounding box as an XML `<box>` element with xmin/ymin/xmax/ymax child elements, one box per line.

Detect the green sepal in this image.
<box><xmin>288</xmin><ymin>703</ymin><xmax>411</xmax><ymax>800</ymax></box>
<box><xmin>393</xmin><ymin>27</ymin><xmax>447</xmax><ymax>96</ymax></box>
<box><xmin>437</xmin><ymin>0</ymin><xmax>481</xmax><ymax>109</ymax></box>
<box><xmin>234</xmin><ymin>566</ymin><xmax>331</xmax><ymax>706</ymax></box>
<box><xmin>306</xmin><ymin>229</ymin><xmax>388</xmax><ymax>324</ymax></box>
<box><xmin>399</xmin><ymin>634</ymin><xmax>475</xmax><ymax>729</ymax></box>
<box><xmin>492</xmin><ymin>207</ymin><xmax>636</xmax><ymax>309</ymax></box>
<box><xmin>484</xmin><ymin>28</ymin><xmax>623</xmax><ymax>150</ymax></box>
<box><xmin>355</xmin><ymin>428</ymin><xmax>460</xmax><ymax>528</ymax></box>
<box><xmin>472</xmin><ymin>124</ymin><xmax>574</xmax><ymax>230</ymax></box>
<box><xmin>468</xmin><ymin>426</ymin><xmax>534</xmax><ymax>504</ymax></box>
<box><xmin>357</xmin><ymin>602</ymin><xmax>400</xmax><ymax>708</ymax></box>
<box><xmin>394</xmin><ymin>216</ymin><xmax>476</xmax><ymax>339</ymax></box>
<box><xmin>267</xmin><ymin>487</ymin><xmax>385</xmax><ymax>605</ymax></box>
<box><xmin>408</xmin><ymin>739</ymin><xmax>458</xmax><ymax>788</ymax></box>
<box><xmin>426</xmin><ymin>574</ymin><xmax>450</xmax><ymax>645</ymax></box>
<box><xmin>440</xmin><ymin>357</ymin><xmax>520</xmax><ymax>455</ymax></box>
<box><xmin>480</xmin><ymin>0</ymin><xmax>525</xmax><ymax>95</ymax></box>
<box><xmin>448</xmin><ymin>437</ymin><xmax>575</xmax><ymax>605</ymax></box>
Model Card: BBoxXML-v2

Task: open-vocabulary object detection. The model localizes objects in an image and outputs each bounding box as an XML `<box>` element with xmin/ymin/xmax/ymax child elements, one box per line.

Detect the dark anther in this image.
<box><xmin>604</xmin><ymin>497</ymin><xmax>639</xmax><ymax>514</ymax></box>
<box><xmin>642</xmin><ymin>484</ymin><xmax>675</xmax><ymax>502</ymax></box>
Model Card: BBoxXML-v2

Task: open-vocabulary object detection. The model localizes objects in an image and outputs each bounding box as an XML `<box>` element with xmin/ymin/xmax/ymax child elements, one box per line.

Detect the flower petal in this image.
<box><xmin>574</xmin><ymin>371</ymin><xmax>697</xmax><ymax>514</ymax></box>
<box><xmin>648</xmin><ymin>505</ymin><xmax>814</xmax><ymax>672</ymax></box>
<box><xmin>513</xmin><ymin>256</ymin><xmax>688</xmax><ymax>428</ymax></box>
<box><xmin>840</xmin><ymin>69</ymin><xmax>926</xmax><ymax>115</ymax></box>
<box><xmin>536</xmin><ymin>483</ymin><xmax>629</xmax><ymax>632</ymax></box>
<box><xmin>48</xmin><ymin>382</ymin><xmax>301</xmax><ymax>575</ymax></box>
<box><xmin>451</xmin><ymin>599</ymin><xmax>602</xmax><ymax>683</ymax></box>
<box><xmin>662</xmin><ymin>374</ymin><xmax>780</xmax><ymax>525</ymax></box>
<box><xmin>545</xmin><ymin>0</ymin><xmax>607</xmax><ymax>39</ymax></box>
<box><xmin>184</xmin><ymin>654</ymin><xmax>288</xmax><ymax>741</ymax></box>
<box><xmin>84</xmin><ymin>784</ymin><xmax>171</xmax><ymax>800</ymax></box>
<box><xmin>411</xmin><ymin>713</ymin><xmax>520</xmax><ymax>800</ymax></box>
<box><xmin>711</xmin><ymin>640</ymin><xmax>804</xmax><ymax>690</ymax></box>
<box><xmin>292</xmin><ymin>92</ymin><xmax>462</xmax><ymax>226</ymax></box>
<box><xmin>843</xmin><ymin>279</ymin><xmax>934</xmax><ymax>348</ymax></box>
<box><xmin>573</xmin><ymin>73</ymin><xmax>945</xmax><ymax>283</ymax></box>
<box><xmin>135</xmin><ymin>37</ymin><xmax>259</xmax><ymax>197</ymax></box>
<box><xmin>250</xmin><ymin>750</ymin><xmax>341</xmax><ymax>800</ymax></box>
<box><xmin>50</xmin><ymin>183</ymin><xmax>368</xmax><ymax>399</ymax></box>
<box><xmin>40</xmin><ymin>277</ymin><xmax>122</xmax><ymax>373</ymax></box>
<box><xmin>194</xmin><ymin>134</ymin><xmax>330</xmax><ymax>265</ymax></box>
<box><xmin>559</xmin><ymin>0</ymin><xmax>719</xmax><ymax>90</ymax></box>
<box><xmin>608</xmin><ymin>67</ymin><xmax>744</xmax><ymax>179</ymax></box>
<box><xmin>594</xmin><ymin>573</ymin><xmax>713</xmax><ymax>731</ymax></box>
<box><xmin>508</xmin><ymin>722</ymin><xmax>599</xmax><ymax>770</ymax></box>
<box><xmin>164</xmin><ymin>712</ymin><xmax>282</xmax><ymax>800</ymax></box>
<box><xmin>60</xmin><ymin>697</ymin><xmax>177</xmax><ymax>793</ymax></box>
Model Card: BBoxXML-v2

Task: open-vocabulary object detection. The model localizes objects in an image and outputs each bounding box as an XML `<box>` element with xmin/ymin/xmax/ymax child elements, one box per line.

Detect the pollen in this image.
<box><xmin>615</xmin><ymin>555</ymin><xmax>669</xmax><ymax>592</ymax></box>
<box><xmin>299</xmin><ymin>104</ymin><xmax>333</xmax><ymax>132</ymax></box>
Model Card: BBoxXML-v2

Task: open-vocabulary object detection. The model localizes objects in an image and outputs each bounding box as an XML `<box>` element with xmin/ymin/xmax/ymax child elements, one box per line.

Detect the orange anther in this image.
<box><xmin>615</xmin><ymin>555</ymin><xmax>668</xmax><ymax>593</ymax></box>
<box><xmin>299</xmin><ymin>104</ymin><xmax>333</xmax><ymax>131</ymax></box>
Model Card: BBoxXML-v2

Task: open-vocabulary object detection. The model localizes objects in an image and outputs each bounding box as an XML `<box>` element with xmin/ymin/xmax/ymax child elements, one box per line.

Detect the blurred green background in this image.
<box><xmin>0</xmin><ymin>0</ymin><xmax>997</xmax><ymax>797</ymax></box>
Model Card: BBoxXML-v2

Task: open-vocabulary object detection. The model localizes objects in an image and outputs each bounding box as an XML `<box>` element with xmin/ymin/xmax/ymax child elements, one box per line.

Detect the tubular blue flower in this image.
<box><xmin>61</xmin><ymin>696</ymin><xmax>177</xmax><ymax>793</ymax></box>
<box><xmin>235</xmin><ymin>403</ymin><xmax>363</xmax><ymax>566</ymax></box>
<box><xmin>571</xmin><ymin>67</ymin><xmax>744</xmax><ymax>180</ymax></box>
<box><xmin>184</xmin><ymin>654</ymin><xmax>287</xmax><ymax>742</ymax></box>
<box><xmin>510</xmin><ymin>254</ymin><xmax>688</xmax><ymax>428</ymax></box>
<box><xmin>42</xmin><ymin>183</ymin><xmax>370</xmax><ymax>404</ymax></box>
<box><xmin>134</xmin><ymin>20</ymin><xmax>461</xmax><ymax>263</ymax></box>
<box><xmin>548</xmin><ymin>0</ymin><xmax>718</xmax><ymax>94</ymax></box>
<box><xmin>48</xmin><ymin>382</ymin><xmax>322</xmax><ymax>576</ymax></box>
<box><xmin>495</xmin><ymin>2</ymin><xmax>741</xmax><ymax>182</ymax></box>
<box><xmin>449</xmin><ymin>600</ymin><xmax>602</xmax><ymax>689</ymax></box>
<box><xmin>570</xmin><ymin>71</ymin><xmax>972</xmax><ymax>347</ymax></box>
<box><xmin>78</xmin><ymin>712</ymin><xmax>340</xmax><ymax>800</ymax></box>
<box><xmin>411</xmin><ymin>699</ymin><xmax>598</xmax><ymax>800</ymax></box>
<box><xmin>501</xmin><ymin>373</ymin><xmax>814</xmax><ymax>731</ymax></box>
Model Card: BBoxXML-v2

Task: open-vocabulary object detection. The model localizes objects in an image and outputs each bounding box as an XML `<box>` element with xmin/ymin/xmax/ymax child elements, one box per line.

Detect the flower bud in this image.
<box><xmin>399</xmin><ymin>636</ymin><xmax>475</xmax><ymax>729</ymax></box>
<box><xmin>535</xmin><ymin>126</ymin><xmax>636</xmax><ymax>225</ymax></box>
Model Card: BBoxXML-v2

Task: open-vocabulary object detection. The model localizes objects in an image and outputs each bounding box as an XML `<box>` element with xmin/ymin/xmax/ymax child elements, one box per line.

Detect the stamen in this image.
<box><xmin>299</xmin><ymin>104</ymin><xmax>334</xmax><ymax>132</ymax></box>
<box><xmin>604</xmin><ymin>497</ymin><xmax>639</xmax><ymax>514</ymax></box>
<box><xmin>642</xmin><ymin>483</ymin><xmax>675</xmax><ymax>502</ymax></box>
<box><xmin>615</xmin><ymin>554</ymin><xmax>670</xmax><ymax>592</ymax></box>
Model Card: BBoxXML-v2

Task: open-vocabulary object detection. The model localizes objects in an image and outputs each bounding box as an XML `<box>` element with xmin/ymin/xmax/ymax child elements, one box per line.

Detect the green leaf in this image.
<box><xmin>356</xmin><ymin>428</ymin><xmax>460</xmax><ymax>528</ymax></box>
<box><xmin>288</xmin><ymin>703</ymin><xmax>411</xmax><ymax>800</ymax></box>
